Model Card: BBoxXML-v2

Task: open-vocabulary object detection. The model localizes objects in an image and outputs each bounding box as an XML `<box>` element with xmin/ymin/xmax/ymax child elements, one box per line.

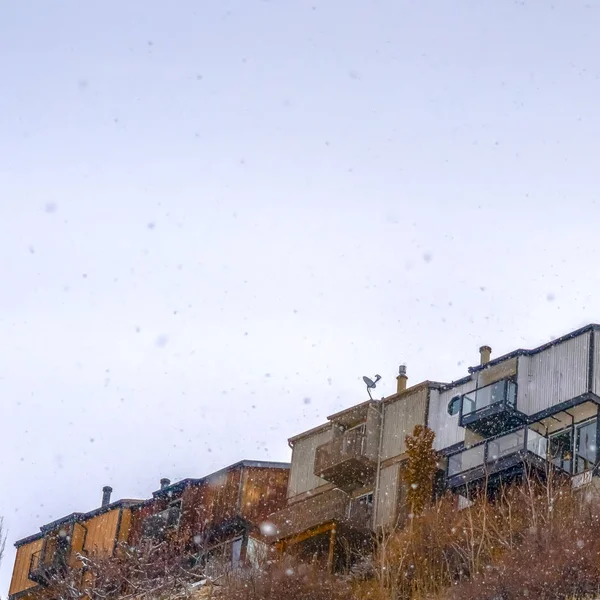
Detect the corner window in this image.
<box><xmin>550</xmin><ymin>429</ymin><xmax>573</xmax><ymax>473</ymax></box>
<box><xmin>575</xmin><ymin>419</ymin><xmax>597</xmax><ymax>474</ymax></box>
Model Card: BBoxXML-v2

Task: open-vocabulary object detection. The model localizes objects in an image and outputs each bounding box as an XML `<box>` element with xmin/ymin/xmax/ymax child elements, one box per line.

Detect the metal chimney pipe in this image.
<box><xmin>397</xmin><ymin>365</ymin><xmax>408</xmax><ymax>393</ymax></box>
<box><xmin>160</xmin><ymin>478</ymin><xmax>171</xmax><ymax>490</ymax></box>
<box><xmin>102</xmin><ymin>486</ymin><xmax>113</xmax><ymax>507</ymax></box>
<box><xmin>479</xmin><ymin>346</ymin><xmax>492</xmax><ymax>365</ymax></box>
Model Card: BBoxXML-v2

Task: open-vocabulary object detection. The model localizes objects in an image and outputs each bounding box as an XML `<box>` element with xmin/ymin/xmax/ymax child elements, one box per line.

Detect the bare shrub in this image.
<box><xmin>221</xmin><ymin>561</ymin><xmax>351</xmax><ymax>600</ymax></box>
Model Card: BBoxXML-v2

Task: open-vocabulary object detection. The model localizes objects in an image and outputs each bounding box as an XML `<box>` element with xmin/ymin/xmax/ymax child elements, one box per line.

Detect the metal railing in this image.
<box><xmin>270</xmin><ymin>488</ymin><xmax>354</xmax><ymax>540</ymax></box>
<box><xmin>461</xmin><ymin>379</ymin><xmax>517</xmax><ymax>418</ymax></box>
<box><xmin>447</xmin><ymin>427</ymin><xmax>548</xmax><ymax>478</ymax></box>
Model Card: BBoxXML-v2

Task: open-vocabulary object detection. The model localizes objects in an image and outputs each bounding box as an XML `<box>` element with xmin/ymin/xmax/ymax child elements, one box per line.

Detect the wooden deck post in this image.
<box><xmin>327</xmin><ymin>526</ymin><xmax>336</xmax><ymax>573</ymax></box>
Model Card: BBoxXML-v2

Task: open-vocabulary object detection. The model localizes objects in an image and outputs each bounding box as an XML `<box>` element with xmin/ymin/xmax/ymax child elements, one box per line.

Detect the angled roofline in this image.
<box><xmin>288</xmin><ymin>381</ymin><xmax>449</xmax><ymax>445</ymax></box>
<box><xmin>382</xmin><ymin>380</ymin><xmax>447</xmax><ymax>404</ymax></box>
<box><xmin>151</xmin><ymin>459</ymin><xmax>291</xmax><ymax>498</ymax></box>
<box><xmin>14</xmin><ymin>498</ymin><xmax>143</xmax><ymax>547</ymax></box>
<box><xmin>326</xmin><ymin>399</ymin><xmax>377</xmax><ymax>421</ymax></box>
<box><xmin>288</xmin><ymin>421</ymin><xmax>332</xmax><ymax>445</ymax></box>
<box><xmin>468</xmin><ymin>323</ymin><xmax>600</xmax><ymax>374</ymax></box>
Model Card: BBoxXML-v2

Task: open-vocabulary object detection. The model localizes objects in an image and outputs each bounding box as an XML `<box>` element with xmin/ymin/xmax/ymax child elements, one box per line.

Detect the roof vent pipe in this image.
<box><xmin>397</xmin><ymin>365</ymin><xmax>408</xmax><ymax>393</ymax></box>
<box><xmin>479</xmin><ymin>346</ymin><xmax>492</xmax><ymax>365</ymax></box>
<box><xmin>160</xmin><ymin>478</ymin><xmax>171</xmax><ymax>490</ymax></box>
<box><xmin>102</xmin><ymin>486</ymin><xmax>113</xmax><ymax>507</ymax></box>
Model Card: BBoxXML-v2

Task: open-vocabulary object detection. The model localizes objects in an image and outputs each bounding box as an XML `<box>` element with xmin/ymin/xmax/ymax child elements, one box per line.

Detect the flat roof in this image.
<box><xmin>151</xmin><ymin>459</ymin><xmax>291</xmax><ymax>498</ymax></box>
<box><xmin>468</xmin><ymin>323</ymin><xmax>600</xmax><ymax>374</ymax></box>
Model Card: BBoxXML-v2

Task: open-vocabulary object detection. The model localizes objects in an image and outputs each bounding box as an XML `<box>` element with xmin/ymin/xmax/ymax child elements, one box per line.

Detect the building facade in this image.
<box><xmin>9</xmin><ymin>489</ymin><xmax>139</xmax><ymax>600</ymax></box>
<box><xmin>11</xmin><ymin>324</ymin><xmax>600</xmax><ymax>587</ymax></box>
<box><xmin>8</xmin><ymin>461</ymin><xmax>289</xmax><ymax>600</ymax></box>
<box><xmin>269</xmin><ymin>324</ymin><xmax>600</xmax><ymax>569</ymax></box>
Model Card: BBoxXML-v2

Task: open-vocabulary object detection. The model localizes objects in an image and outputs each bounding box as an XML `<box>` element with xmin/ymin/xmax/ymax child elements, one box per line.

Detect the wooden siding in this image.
<box><xmin>8</xmin><ymin>539</ymin><xmax>43</xmax><ymax>596</ymax></box>
<box><xmin>288</xmin><ymin>426</ymin><xmax>333</xmax><ymax>498</ymax></box>
<box><xmin>239</xmin><ymin>467</ymin><xmax>289</xmax><ymax>524</ymax></box>
<box><xmin>129</xmin><ymin>469</ymin><xmax>243</xmax><ymax>547</ymax></box>
<box><xmin>517</xmin><ymin>331</ymin><xmax>590</xmax><ymax>415</ymax></box>
<box><xmin>380</xmin><ymin>387</ymin><xmax>428</xmax><ymax>461</ymax></box>
<box><xmin>70</xmin><ymin>522</ymin><xmax>87</xmax><ymax>568</ymax></box>
<box><xmin>117</xmin><ymin>508</ymin><xmax>132</xmax><ymax>547</ymax></box>
<box><xmin>82</xmin><ymin>508</ymin><xmax>121</xmax><ymax>557</ymax></box>
<box><xmin>129</xmin><ymin>465</ymin><xmax>289</xmax><ymax>550</ymax></box>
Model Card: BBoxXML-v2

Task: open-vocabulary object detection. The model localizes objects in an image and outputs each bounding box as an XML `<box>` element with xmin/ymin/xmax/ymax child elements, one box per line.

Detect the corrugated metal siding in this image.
<box><xmin>288</xmin><ymin>426</ymin><xmax>333</xmax><ymax>498</ymax></box>
<box><xmin>428</xmin><ymin>380</ymin><xmax>476</xmax><ymax>451</ymax></box>
<box><xmin>375</xmin><ymin>464</ymin><xmax>400</xmax><ymax>529</ymax></box>
<box><xmin>517</xmin><ymin>332</ymin><xmax>590</xmax><ymax>416</ymax></box>
<box><xmin>593</xmin><ymin>330</ymin><xmax>600</xmax><ymax>396</ymax></box>
<box><xmin>8</xmin><ymin>539</ymin><xmax>43</xmax><ymax>596</ymax></box>
<box><xmin>380</xmin><ymin>388</ymin><xmax>428</xmax><ymax>461</ymax></box>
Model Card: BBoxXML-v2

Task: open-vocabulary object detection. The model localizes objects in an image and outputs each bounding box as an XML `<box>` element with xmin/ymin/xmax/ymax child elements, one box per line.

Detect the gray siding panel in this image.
<box><xmin>380</xmin><ymin>388</ymin><xmax>428</xmax><ymax>461</ymax></box>
<box><xmin>287</xmin><ymin>427</ymin><xmax>332</xmax><ymax>498</ymax></box>
<box><xmin>428</xmin><ymin>380</ymin><xmax>476</xmax><ymax>451</ymax></box>
<box><xmin>593</xmin><ymin>330</ymin><xmax>600</xmax><ymax>396</ymax></box>
<box><xmin>375</xmin><ymin>463</ymin><xmax>400</xmax><ymax>529</ymax></box>
<box><xmin>517</xmin><ymin>332</ymin><xmax>590</xmax><ymax>416</ymax></box>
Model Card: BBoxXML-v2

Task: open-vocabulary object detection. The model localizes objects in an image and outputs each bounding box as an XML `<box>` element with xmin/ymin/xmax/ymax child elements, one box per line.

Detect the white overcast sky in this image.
<box><xmin>2</xmin><ymin>0</ymin><xmax>600</xmax><ymax>592</ymax></box>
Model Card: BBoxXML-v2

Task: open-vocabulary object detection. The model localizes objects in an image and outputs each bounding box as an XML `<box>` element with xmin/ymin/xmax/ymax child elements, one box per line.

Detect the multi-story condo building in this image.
<box><xmin>128</xmin><ymin>460</ymin><xmax>290</xmax><ymax>576</ymax></box>
<box><xmin>8</xmin><ymin>460</ymin><xmax>289</xmax><ymax>600</ymax></box>
<box><xmin>9</xmin><ymin>488</ymin><xmax>140</xmax><ymax>600</ymax></box>
<box><xmin>433</xmin><ymin>325</ymin><xmax>600</xmax><ymax>495</ymax></box>
<box><xmin>269</xmin><ymin>324</ymin><xmax>600</xmax><ymax>569</ymax></box>
<box><xmin>10</xmin><ymin>324</ymin><xmax>600</xmax><ymax>585</ymax></box>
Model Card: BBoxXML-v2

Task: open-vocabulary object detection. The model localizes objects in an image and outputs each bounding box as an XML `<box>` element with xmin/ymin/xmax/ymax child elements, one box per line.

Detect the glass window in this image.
<box><xmin>448</xmin><ymin>445</ymin><xmax>485</xmax><ymax>477</ymax></box>
<box><xmin>550</xmin><ymin>429</ymin><xmax>573</xmax><ymax>473</ymax></box>
<box><xmin>527</xmin><ymin>429</ymin><xmax>548</xmax><ymax>459</ymax></box>
<box><xmin>461</xmin><ymin>380</ymin><xmax>515</xmax><ymax>417</ymax></box>
<box><xmin>486</xmin><ymin>429</ymin><xmax>525</xmax><ymax>462</ymax></box>
<box><xmin>448</xmin><ymin>396</ymin><xmax>461</xmax><ymax>416</ymax></box>
<box><xmin>575</xmin><ymin>419</ymin><xmax>597</xmax><ymax>474</ymax></box>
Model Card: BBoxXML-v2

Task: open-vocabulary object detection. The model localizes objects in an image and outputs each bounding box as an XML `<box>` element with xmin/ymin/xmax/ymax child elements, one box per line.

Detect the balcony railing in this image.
<box><xmin>314</xmin><ymin>427</ymin><xmax>377</xmax><ymax>489</ymax></box>
<box><xmin>270</xmin><ymin>488</ymin><xmax>370</xmax><ymax>540</ymax></box>
<box><xmin>459</xmin><ymin>379</ymin><xmax>525</xmax><ymax>436</ymax></box>
<box><xmin>29</xmin><ymin>548</ymin><xmax>68</xmax><ymax>586</ymax></box>
<box><xmin>447</xmin><ymin>426</ymin><xmax>549</xmax><ymax>480</ymax></box>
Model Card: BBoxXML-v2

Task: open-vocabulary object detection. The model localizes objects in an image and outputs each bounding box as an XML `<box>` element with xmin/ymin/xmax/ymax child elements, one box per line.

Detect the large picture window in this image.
<box><xmin>549</xmin><ymin>419</ymin><xmax>597</xmax><ymax>475</ymax></box>
<box><xmin>575</xmin><ymin>419</ymin><xmax>597</xmax><ymax>474</ymax></box>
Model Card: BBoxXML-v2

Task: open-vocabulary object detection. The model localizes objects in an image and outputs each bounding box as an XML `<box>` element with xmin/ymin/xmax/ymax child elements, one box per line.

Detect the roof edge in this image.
<box><xmin>468</xmin><ymin>323</ymin><xmax>600</xmax><ymax>374</ymax></box>
<box><xmin>152</xmin><ymin>460</ymin><xmax>291</xmax><ymax>497</ymax></box>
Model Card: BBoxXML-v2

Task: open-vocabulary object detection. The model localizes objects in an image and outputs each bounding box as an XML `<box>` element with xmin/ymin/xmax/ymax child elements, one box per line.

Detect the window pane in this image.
<box><xmin>550</xmin><ymin>430</ymin><xmax>573</xmax><ymax>473</ymax></box>
<box><xmin>575</xmin><ymin>420</ymin><xmax>597</xmax><ymax>474</ymax></box>
<box><xmin>486</xmin><ymin>429</ymin><xmax>525</xmax><ymax>462</ymax></box>
<box><xmin>527</xmin><ymin>429</ymin><xmax>548</xmax><ymax>459</ymax></box>
<box><xmin>448</xmin><ymin>445</ymin><xmax>485</xmax><ymax>476</ymax></box>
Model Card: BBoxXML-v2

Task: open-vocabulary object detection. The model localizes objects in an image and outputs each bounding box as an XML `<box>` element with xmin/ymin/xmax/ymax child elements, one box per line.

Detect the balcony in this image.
<box><xmin>29</xmin><ymin>548</ymin><xmax>68</xmax><ymax>586</ymax></box>
<box><xmin>314</xmin><ymin>426</ymin><xmax>377</xmax><ymax>490</ymax></box>
<box><xmin>460</xmin><ymin>379</ymin><xmax>526</xmax><ymax>436</ymax></box>
<box><xmin>446</xmin><ymin>426</ymin><xmax>552</xmax><ymax>494</ymax></box>
<box><xmin>270</xmin><ymin>488</ymin><xmax>370</xmax><ymax>541</ymax></box>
